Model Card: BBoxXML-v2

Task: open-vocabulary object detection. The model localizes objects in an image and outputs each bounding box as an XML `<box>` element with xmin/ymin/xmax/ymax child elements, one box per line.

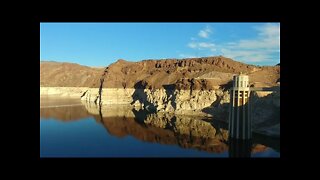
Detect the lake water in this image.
<box><xmin>40</xmin><ymin>96</ymin><xmax>280</xmax><ymax>158</ymax></box>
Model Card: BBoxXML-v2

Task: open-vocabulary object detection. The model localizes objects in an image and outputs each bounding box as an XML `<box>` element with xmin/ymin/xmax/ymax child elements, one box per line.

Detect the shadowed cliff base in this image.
<box><xmin>201</xmin><ymin>86</ymin><xmax>280</xmax><ymax>138</ymax></box>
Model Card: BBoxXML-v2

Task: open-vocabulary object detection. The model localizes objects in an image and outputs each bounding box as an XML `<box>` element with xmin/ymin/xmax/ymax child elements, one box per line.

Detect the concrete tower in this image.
<box><xmin>229</xmin><ymin>73</ymin><xmax>252</xmax><ymax>139</ymax></box>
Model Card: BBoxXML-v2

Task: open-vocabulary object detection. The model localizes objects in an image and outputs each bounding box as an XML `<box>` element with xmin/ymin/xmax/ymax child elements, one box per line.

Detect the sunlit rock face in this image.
<box><xmin>81</xmin><ymin>87</ymin><xmax>229</xmax><ymax>116</ymax></box>
<box><xmin>81</xmin><ymin>88</ymin><xmax>136</xmax><ymax>105</ymax></box>
<box><xmin>79</xmin><ymin>56</ymin><xmax>279</xmax><ymax>116</ymax></box>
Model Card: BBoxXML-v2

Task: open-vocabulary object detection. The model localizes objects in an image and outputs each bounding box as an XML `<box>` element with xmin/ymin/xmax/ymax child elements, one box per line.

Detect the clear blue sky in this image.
<box><xmin>40</xmin><ymin>23</ymin><xmax>280</xmax><ymax>67</ymax></box>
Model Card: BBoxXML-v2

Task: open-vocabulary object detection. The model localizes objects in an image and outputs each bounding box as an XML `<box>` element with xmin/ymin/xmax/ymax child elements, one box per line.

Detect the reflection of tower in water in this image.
<box><xmin>229</xmin><ymin>139</ymin><xmax>252</xmax><ymax>158</ymax></box>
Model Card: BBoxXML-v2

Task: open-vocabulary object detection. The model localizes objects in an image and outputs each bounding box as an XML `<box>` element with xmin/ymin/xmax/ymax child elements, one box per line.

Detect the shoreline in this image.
<box><xmin>40</xmin><ymin>87</ymin><xmax>280</xmax><ymax>138</ymax></box>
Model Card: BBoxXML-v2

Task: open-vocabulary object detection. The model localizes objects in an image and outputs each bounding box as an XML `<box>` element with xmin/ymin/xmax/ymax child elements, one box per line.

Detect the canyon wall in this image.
<box><xmin>77</xmin><ymin>56</ymin><xmax>279</xmax><ymax>118</ymax></box>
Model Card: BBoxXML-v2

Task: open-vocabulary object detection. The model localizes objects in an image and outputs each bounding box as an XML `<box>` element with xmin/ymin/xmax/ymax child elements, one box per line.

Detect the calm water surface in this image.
<box><xmin>40</xmin><ymin>96</ymin><xmax>280</xmax><ymax>157</ymax></box>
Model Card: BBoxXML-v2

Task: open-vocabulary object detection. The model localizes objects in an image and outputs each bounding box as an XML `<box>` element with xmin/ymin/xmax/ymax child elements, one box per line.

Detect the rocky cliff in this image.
<box><xmin>88</xmin><ymin>56</ymin><xmax>279</xmax><ymax>89</ymax></box>
<box><xmin>80</xmin><ymin>57</ymin><xmax>279</xmax><ymax>116</ymax></box>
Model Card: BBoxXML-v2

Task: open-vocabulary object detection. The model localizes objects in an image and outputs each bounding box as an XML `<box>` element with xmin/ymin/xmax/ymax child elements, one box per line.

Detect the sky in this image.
<box><xmin>40</xmin><ymin>23</ymin><xmax>280</xmax><ymax>67</ymax></box>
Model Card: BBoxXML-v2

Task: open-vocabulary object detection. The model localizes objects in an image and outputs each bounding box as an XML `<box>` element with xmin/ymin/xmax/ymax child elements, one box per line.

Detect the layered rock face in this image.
<box><xmin>82</xmin><ymin>88</ymin><xmax>136</xmax><ymax>105</ymax></box>
<box><xmin>81</xmin><ymin>87</ymin><xmax>226</xmax><ymax>115</ymax></box>
<box><xmin>81</xmin><ymin>57</ymin><xmax>279</xmax><ymax>107</ymax></box>
<box><xmin>89</xmin><ymin>56</ymin><xmax>279</xmax><ymax>89</ymax></box>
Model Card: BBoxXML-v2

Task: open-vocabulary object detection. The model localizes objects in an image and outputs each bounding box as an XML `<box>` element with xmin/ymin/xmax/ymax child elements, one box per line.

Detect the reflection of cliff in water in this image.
<box><xmin>83</xmin><ymin>102</ymin><xmax>277</xmax><ymax>154</ymax></box>
<box><xmin>96</xmin><ymin>112</ymin><xmax>229</xmax><ymax>153</ymax></box>
<box><xmin>40</xmin><ymin>99</ymin><xmax>278</xmax><ymax>154</ymax></box>
<box><xmin>40</xmin><ymin>105</ymin><xmax>91</xmax><ymax>121</ymax></box>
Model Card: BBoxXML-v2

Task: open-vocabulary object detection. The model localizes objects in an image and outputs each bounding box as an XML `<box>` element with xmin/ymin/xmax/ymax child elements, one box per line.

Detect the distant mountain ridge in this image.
<box><xmin>40</xmin><ymin>61</ymin><xmax>103</xmax><ymax>87</ymax></box>
<box><xmin>40</xmin><ymin>56</ymin><xmax>280</xmax><ymax>89</ymax></box>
